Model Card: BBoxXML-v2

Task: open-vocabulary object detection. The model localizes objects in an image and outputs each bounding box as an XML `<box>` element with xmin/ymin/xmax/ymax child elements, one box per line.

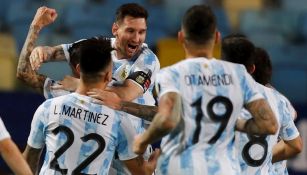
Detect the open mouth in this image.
<box><xmin>127</xmin><ymin>44</ymin><xmax>138</xmax><ymax>54</ymax></box>
<box><xmin>128</xmin><ymin>44</ymin><xmax>137</xmax><ymax>50</ymax></box>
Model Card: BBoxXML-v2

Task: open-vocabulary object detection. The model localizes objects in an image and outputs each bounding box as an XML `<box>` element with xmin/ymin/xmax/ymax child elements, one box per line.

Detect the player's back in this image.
<box><xmin>235</xmin><ymin>83</ymin><xmax>299</xmax><ymax>175</ymax></box>
<box><xmin>156</xmin><ymin>58</ymin><xmax>263</xmax><ymax>175</ymax></box>
<box><xmin>29</xmin><ymin>93</ymin><xmax>135</xmax><ymax>175</ymax></box>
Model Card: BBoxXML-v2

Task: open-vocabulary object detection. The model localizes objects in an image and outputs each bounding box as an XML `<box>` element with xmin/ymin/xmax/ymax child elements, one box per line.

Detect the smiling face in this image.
<box><xmin>112</xmin><ymin>15</ymin><xmax>147</xmax><ymax>59</ymax></box>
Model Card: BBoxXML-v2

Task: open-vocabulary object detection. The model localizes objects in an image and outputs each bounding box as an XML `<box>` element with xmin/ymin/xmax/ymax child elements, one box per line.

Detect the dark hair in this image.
<box><xmin>221</xmin><ymin>36</ymin><xmax>255</xmax><ymax>72</ymax></box>
<box><xmin>115</xmin><ymin>3</ymin><xmax>148</xmax><ymax>23</ymax></box>
<box><xmin>252</xmin><ymin>47</ymin><xmax>272</xmax><ymax>85</ymax></box>
<box><xmin>182</xmin><ymin>5</ymin><xmax>217</xmax><ymax>45</ymax></box>
<box><xmin>69</xmin><ymin>37</ymin><xmax>113</xmax><ymax>82</ymax></box>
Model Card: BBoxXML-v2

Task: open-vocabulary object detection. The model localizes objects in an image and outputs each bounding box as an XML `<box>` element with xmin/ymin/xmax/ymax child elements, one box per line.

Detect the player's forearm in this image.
<box><xmin>16</xmin><ymin>25</ymin><xmax>46</xmax><ymax>94</ymax></box>
<box><xmin>140</xmin><ymin>92</ymin><xmax>181</xmax><ymax>144</ymax></box>
<box><xmin>23</xmin><ymin>146</ymin><xmax>43</xmax><ymax>174</ymax></box>
<box><xmin>272</xmin><ymin>138</ymin><xmax>302</xmax><ymax>163</ymax></box>
<box><xmin>0</xmin><ymin>139</ymin><xmax>32</xmax><ymax>175</ymax></box>
<box><xmin>50</xmin><ymin>45</ymin><xmax>66</xmax><ymax>61</ymax></box>
<box><xmin>120</xmin><ymin>101</ymin><xmax>157</xmax><ymax>121</ymax></box>
<box><xmin>245</xmin><ymin>99</ymin><xmax>278</xmax><ymax>135</ymax></box>
<box><xmin>106</xmin><ymin>81</ymin><xmax>143</xmax><ymax>101</ymax></box>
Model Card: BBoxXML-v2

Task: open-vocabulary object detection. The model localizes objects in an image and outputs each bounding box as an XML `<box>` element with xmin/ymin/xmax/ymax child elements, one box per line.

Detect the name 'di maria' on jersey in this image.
<box><xmin>184</xmin><ymin>73</ymin><xmax>233</xmax><ymax>86</ymax></box>
<box><xmin>53</xmin><ymin>105</ymin><xmax>109</xmax><ymax>126</ymax></box>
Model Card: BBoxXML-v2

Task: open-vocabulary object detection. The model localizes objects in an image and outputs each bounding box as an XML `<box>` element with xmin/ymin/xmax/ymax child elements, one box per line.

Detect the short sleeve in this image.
<box><xmin>126</xmin><ymin>48</ymin><xmax>160</xmax><ymax>92</ymax></box>
<box><xmin>279</xmin><ymin>101</ymin><xmax>300</xmax><ymax>141</ymax></box>
<box><xmin>155</xmin><ymin>67</ymin><xmax>180</xmax><ymax>99</ymax></box>
<box><xmin>61</xmin><ymin>38</ymin><xmax>87</xmax><ymax>63</ymax></box>
<box><xmin>116</xmin><ymin>113</ymin><xmax>138</xmax><ymax>160</ymax></box>
<box><xmin>239</xmin><ymin>66</ymin><xmax>264</xmax><ymax>104</ymax></box>
<box><xmin>27</xmin><ymin>104</ymin><xmax>47</xmax><ymax>149</ymax></box>
<box><xmin>0</xmin><ymin>117</ymin><xmax>10</xmax><ymax>141</ymax></box>
<box><xmin>43</xmin><ymin>78</ymin><xmax>70</xmax><ymax>99</ymax></box>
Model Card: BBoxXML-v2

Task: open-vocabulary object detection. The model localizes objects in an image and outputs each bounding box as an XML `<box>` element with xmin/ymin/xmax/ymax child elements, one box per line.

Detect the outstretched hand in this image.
<box><xmin>87</xmin><ymin>89</ymin><xmax>122</xmax><ymax>110</ymax></box>
<box><xmin>51</xmin><ymin>76</ymin><xmax>79</xmax><ymax>92</ymax></box>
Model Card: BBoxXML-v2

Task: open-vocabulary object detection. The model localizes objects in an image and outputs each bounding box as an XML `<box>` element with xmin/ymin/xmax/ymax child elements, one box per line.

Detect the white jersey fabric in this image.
<box><xmin>43</xmin><ymin>77</ymin><xmax>70</xmax><ymax>99</ymax></box>
<box><xmin>235</xmin><ymin>83</ymin><xmax>300</xmax><ymax>175</ymax></box>
<box><xmin>271</xmin><ymin>92</ymin><xmax>298</xmax><ymax>175</ymax></box>
<box><xmin>27</xmin><ymin>93</ymin><xmax>137</xmax><ymax>175</ymax></box>
<box><xmin>155</xmin><ymin>57</ymin><xmax>264</xmax><ymax>175</ymax></box>
<box><xmin>49</xmin><ymin>37</ymin><xmax>160</xmax><ymax>175</ymax></box>
<box><xmin>0</xmin><ymin>117</ymin><xmax>10</xmax><ymax>141</ymax></box>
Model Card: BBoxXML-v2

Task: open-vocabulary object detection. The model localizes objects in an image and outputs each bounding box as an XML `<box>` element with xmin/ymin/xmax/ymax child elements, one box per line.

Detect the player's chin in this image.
<box><xmin>126</xmin><ymin>49</ymin><xmax>140</xmax><ymax>58</ymax></box>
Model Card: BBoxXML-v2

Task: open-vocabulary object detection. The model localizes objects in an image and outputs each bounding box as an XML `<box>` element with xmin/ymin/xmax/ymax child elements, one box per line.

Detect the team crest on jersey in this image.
<box><xmin>120</xmin><ymin>65</ymin><xmax>130</xmax><ymax>80</ymax></box>
<box><xmin>204</xmin><ymin>63</ymin><xmax>208</xmax><ymax>68</ymax></box>
<box><xmin>136</xmin><ymin>75</ymin><xmax>145</xmax><ymax>84</ymax></box>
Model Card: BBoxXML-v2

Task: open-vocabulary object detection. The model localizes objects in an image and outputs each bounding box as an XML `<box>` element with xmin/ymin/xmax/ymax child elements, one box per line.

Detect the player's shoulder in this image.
<box><xmin>43</xmin><ymin>93</ymin><xmax>75</xmax><ymax>106</ymax></box>
<box><xmin>138</xmin><ymin>44</ymin><xmax>158</xmax><ymax>61</ymax></box>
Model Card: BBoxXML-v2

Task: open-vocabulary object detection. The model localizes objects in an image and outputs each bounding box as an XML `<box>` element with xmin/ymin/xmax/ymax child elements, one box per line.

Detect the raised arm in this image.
<box><xmin>236</xmin><ymin>99</ymin><xmax>278</xmax><ymax>135</ymax></box>
<box><xmin>16</xmin><ymin>6</ymin><xmax>58</xmax><ymax>94</ymax></box>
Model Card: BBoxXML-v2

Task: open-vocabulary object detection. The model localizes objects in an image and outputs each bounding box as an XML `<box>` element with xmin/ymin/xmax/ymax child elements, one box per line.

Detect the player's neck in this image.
<box><xmin>184</xmin><ymin>42</ymin><xmax>214</xmax><ymax>59</ymax></box>
<box><xmin>76</xmin><ymin>82</ymin><xmax>107</xmax><ymax>95</ymax></box>
<box><xmin>185</xmin><ymin>48</ymin><xmax>213</xmax><ymax>59</ymax></box>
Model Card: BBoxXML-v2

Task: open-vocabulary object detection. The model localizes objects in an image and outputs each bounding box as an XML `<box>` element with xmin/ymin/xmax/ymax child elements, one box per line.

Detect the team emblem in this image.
<box><xmin>136</xmin><ymin>75</ymin><xmax>145</xmax><ymax>84</ymax></box>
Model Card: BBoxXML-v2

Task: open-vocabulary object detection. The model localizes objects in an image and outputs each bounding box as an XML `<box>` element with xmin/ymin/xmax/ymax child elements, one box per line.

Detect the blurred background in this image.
<box><xmin>0</xmin><ymin>0</ymin><xmax>306</xmax><ymax>174</ymax></box>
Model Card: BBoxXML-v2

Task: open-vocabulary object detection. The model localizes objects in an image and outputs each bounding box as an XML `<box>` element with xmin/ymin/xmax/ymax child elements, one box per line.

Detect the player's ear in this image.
<box><xmin>76</xmin><ymin>64</ymin><xmax>81</xmax><ymax>77</ymax></box>
<box><xmin>178</xmin><ymin>30</ymin><xmax>184</xmax><ymax>44</ymax></box>
<box><xmin>215</xmin><ymin>30</ymin><xmax>221</xmax><ymax>44</ymax></box>
<box><xmin>112</xmin><ymin>22</ymin><xmax>119</xmax><ymax>37</ymax></box>
<box><xmin>249</xmin><ymin>64</ymin><xmax>256</xmax><ymax>74</ymax></box>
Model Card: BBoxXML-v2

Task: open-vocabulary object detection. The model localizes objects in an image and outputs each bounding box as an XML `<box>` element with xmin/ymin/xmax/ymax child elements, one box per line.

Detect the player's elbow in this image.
<box><xmin>292</xmin><ymin>137</ymin><xmax>303</xmax><ymax>155</ymax></box>
<box><xmin>265</xmin><ymin>119</ymin><xmax>278</xmax><ymax>135</ymax></box>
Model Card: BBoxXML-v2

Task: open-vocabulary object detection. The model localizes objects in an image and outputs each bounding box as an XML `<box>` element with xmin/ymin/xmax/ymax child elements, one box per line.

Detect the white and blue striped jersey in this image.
<box><xmin>155</xmin><ymin>57</ymin><xmax>264</xmax><ymax>175</ymax></box>
<box><xmin>27</xmin><ymin>93</ymin><xmax>138</xmax><ymax>175</ymax></box>
<box><xmin>235</xmin><ymin>83</ymin><xmax>300</xmax><ymax>175</ymax></box>
<box><xmin>43</xmin><ymin>77</ymin><xmax>70</xmax><ymax>99</ymax></box>
<box><xmin>61</xmin><ymin>37</ymin><xmax>160</xmax><ymax>175</ymax></box>
<box><xmin>61</xmin><ymin>37</ymin><xmax>160</xmax><ymax>108</ymax></box>
<box><xmin>272</xmin><ymin>92</ymin><xmax>298</xmax><ymax>175</ymax></box>
<box><xmin>0</xmin><ymin>117</ymin><xmax>10</xmax><ymax>141</ymax></box>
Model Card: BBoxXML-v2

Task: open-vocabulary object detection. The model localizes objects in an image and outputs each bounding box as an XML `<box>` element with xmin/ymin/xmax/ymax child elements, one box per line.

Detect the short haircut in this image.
<box><xmin>221</xmin><ymin>36</ymin><xmax>255</xmax><ymax>72</ymax></box>
<box><xmin>69</xmin><ymin>37</ymin><xmax>113</xmax><ymax>83</ymax></box>
<box><xmin>182</xmin><ymin>5</ymin><xmax>217</xmax><ymax>45</ymax></box>
<box><xmin>115</xmin><ymin>3</ymin><xmax>148</xmax><ymax>23</ymax></box>
<box><xmin>253</xmin><ymin>47</ymin><xmax>272</xmax><ymax>85</ymax></box>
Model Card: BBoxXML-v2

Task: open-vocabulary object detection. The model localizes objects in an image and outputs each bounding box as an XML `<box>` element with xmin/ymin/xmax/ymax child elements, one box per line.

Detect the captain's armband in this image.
<box><xmin>127</xmin><ymin>71</ymin><xmax>152</xmax><ymax>92</ymax></box>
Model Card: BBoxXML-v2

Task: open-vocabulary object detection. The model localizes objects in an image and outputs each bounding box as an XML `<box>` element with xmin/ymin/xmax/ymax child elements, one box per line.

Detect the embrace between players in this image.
<box><xmin>14</xmin><ymin>2</ymin><xmax>302</xmax><ymax>175</ymax></box>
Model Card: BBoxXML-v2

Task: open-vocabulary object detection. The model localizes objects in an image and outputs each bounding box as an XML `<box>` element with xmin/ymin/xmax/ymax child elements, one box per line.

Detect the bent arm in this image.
<box><xmin>272</xmin><ymin>136</ymin><xmax>303</xmax><ymax>163</ymax></box>
<box><xmin>139</xmin><ymin>92</ymin><xmax>181</xmax><ymax>146</ymax></box>
<box><xmin>23</xmin><ymin>145</ymin><xmax>43</xmax><ymax>174</ymax></box>
<box><xmin>243</xmin><ymin>99</ymin><xmax>278</xmax><ymax>135</ymax></box>
<box><xmin>16</xmin><ymin>25</ymin><xmax>47</xmax><ymax>94</ymax></box>
<box><xmin>16</xmin><ymin>6</ymin><xmax>62</xmax><ymax>94</ymax></box>
<box><xmin>120</xmin><ymin>101</ymin><xmax>157</xmax><ymax>121</ymax></box>
<box><xmin>107</xmin><ymin>80</ymin><xmax>144</xmax><ymax>101</ymax></box>
<box><xmin>0</xmin><ymin>138</ymin><xmax>33</xmax><ymax>175</ymax></box>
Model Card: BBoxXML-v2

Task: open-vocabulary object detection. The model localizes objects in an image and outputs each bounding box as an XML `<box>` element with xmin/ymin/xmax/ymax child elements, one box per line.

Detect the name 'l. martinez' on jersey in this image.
<box><xmin>235</xmin><ymin>84</ymin><xmax>300</xmax><ymax>175</ymax></box>
<box><xmin>27</xmin><ymin>93</ymin><xmax>137</xmax><ymax>175</ymax></box>
<box><xmin>155</xmin><ymin>57</ymin><xmax>264</xmax><ymax>175</ymax></box>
